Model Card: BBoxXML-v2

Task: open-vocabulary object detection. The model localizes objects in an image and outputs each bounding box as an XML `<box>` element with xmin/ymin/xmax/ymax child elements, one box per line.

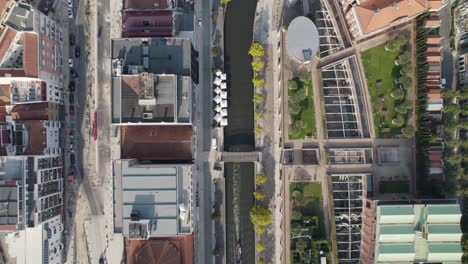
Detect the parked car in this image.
<box><xmin>69</xmin><ymin>104</ymin><xmax>75</xmax><ymax>115</ymax></box>
<box><xmin>69</xmin><ymin>93</ymin><xmax>74</xmax><ymax>104</ymax></box>
<box><xmin>70</xmin><ymin>69</ymin><xmax>78</xmax><ymax>78</ymax></box>
<box><xmin>68</xmin><ymin>58</ymin><xmax>73</xmax><ymax>68</ymax></box>
<box><xmin>69</xmin><ymin>143</ymin><xmax>74</xmax><ymax>153</ymax></box>
<box><xmin>75</xmin><ymin>46</ymin><xmax>80</xmax><ymax>58</ymax></box>
<box><xmin>70</xmin><ymin>154</ymin><xmax>75</xmax><ymax>165</ymax></box>
<box><xmin>69</xmin><ymin>81</ymin><xmax>75</xmax><ymax>92</ymax></box>
<box><xmin>68</xmin><ymin>8</ymin><xmax>73</xmax><ymax>19</ymax></box>
<box><xmin>69</xmin><ymin>34</ymin><xmax>75</xmax><ymax>45</ymax></box>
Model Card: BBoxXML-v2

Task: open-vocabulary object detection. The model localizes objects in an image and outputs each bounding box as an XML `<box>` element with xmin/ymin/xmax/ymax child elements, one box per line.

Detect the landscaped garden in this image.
<box><xmin>288</xmin><ymin>74</ymin><xmax>317</xmax><ymax>140</ymax></box>
<box><xmin>289</xmin><ymin>183</ymin><xmax>329</xmax><ymax>263</ymax></box>
<box><xmin>361</xmin><ymin>35</ymin><xmax>415</xmax><ymax>138</ymax></box>
<box><xmin>379</xmin><ymin>180</ymin><xmax>410</xmax><ymax>193</ymax></box>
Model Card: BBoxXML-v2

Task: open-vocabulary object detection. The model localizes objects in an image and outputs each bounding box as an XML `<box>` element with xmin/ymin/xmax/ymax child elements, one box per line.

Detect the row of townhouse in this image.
<box><xmin>423</xmin><ymin>13</ymin><xmax>445</xmax><ymax>180</ymax></box>
<box><xmin>0</xmin><ymin>1</ymin><xmax>66</xmax><ymax>263</ymax></box>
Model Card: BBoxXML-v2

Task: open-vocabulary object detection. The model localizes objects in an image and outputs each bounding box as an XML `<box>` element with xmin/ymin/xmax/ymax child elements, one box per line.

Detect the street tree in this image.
<box><xmin>442</xmin><ymin>104</ymin><xmax>461</xmax><ymax>115</ymax></box>
<box><xmin>401</xmin><ymin>125</ymin><xmax>415</xmax><ymax>138</ymax></box>
<box><xmin>291</xmin><ymin>210</ymin><xmax>302</xmax><ymax>221</ymax></box>
<box><xmin>255</xmin><ymin>173</ymin><xmax>267</xmax><ymax>186</ymax></box>
<box><xmin>288</xmin><ymin>79</ymin><xmax>299</xmax><ymax>90</ymax></box>
<box><xmin>253</xmin><ymin>93</ymin><xmax>264</xmax><ymax>104</ymax></box>
<box><xmin>249</xmin><ymin>204</ymin><xmax>272</xmax><ymax>231</ymax></box>
<box><xmin>391</xmin><ymin>89</ymin><xmax>405</xmax><ymax>100</ymax></box>
<box><xmin>253</xmin><ymin>190</ymin><xmax>266</xmax><ymax>201</ymax></box>
<box><xmin>251</xmin><ymin>60</ymin><xmax>265</xmax><ymax>72</ymax></box>
<box><xmin>256</xmin><ymin>242</ymin><xmax>266</xmax><ymax>252</ymax></box>
<box><xmin>249</xmin><ymin>42</ymin><xmax>265</xmax><ymax>57</ymax></box>
<box><xmin>252</xmin><ymin>76</ymin><xmax>265</xmax><ymax>88</ymax></box>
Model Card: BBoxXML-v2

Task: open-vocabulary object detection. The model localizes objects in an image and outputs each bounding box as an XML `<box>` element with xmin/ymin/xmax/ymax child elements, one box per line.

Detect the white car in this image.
<box><xmin>68</xmin><ymin>8</ymin><xmax>73</xmax><ymax>19</ymax></box>
<box><xmin>68</xmin><ymin>0</ymin><xmax>73</xmax><ymax>8</ymax></box>
<box><xmin>68</xmin><ymin>58</ymin><xmax>73</xmax><ymax>68</ymax></box>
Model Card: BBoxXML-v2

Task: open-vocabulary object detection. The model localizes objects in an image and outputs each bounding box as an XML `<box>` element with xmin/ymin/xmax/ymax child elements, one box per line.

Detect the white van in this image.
<box><xmin>211</xmin><ymin>138</ymin><xmax>217</xmax><ymax>150</ymax></box>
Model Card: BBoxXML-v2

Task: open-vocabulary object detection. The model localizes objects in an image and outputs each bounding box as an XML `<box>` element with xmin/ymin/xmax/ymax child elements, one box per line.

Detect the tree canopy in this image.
<box><xmin>255</xmin><ymin>174</ymin><xmax>267</xmax><ymax>186</ymax></box>
<box><xmin>249</xmin><ymin>204</ymin><xmax>272</xmax><ymax>228</ymax></box>
<box><xmin>251</xmin><ymin>60</ymin><xmax>265</xmax><ymax>72</ymax></box>
<box><xmin>253</xmin><ymin>190</ymin><xmax>266</xmax><ymax>201</ymax></box>
<box><xmin>252</xmin><ymin>76</ymin><xmax>265</xmax><ymax>88</ymax></box>
<box><xmin>249</xmin><ymin>42</ymin><xmax>265</xmax><ymax>57</ymax></box>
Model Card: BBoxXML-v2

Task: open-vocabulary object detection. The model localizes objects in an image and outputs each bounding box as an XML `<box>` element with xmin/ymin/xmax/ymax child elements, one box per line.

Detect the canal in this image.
<box><xmin>223</xmin><ymin>0</ymin><xmax>257</xmax><ymax>263</ymax></box>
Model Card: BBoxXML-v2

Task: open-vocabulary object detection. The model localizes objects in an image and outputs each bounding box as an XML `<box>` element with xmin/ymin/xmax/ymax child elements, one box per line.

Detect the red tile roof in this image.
<box><xmin>427</xmin><ymin>89</ymin><xmax>442</xmax><ymax>99</ymax></box>
<box><xmin>122</xmin><ymin>10</ymin><xmax>173</xmax><ymax>38</ymax></box>
<box><xmin>23</xmin><ymin>120</ymin><xmax>46</xmax><ymax>155</ymax></box>
<box><xmin>125</xmin><ymin>234</ymin><xmax>194</xmax><ymax>264</ymax></box>
<box><xmin>22</xmin><ymin>33</ymin><xmax>38</xmax><ymax>78</ymax></box>
<box><xmin>121</xmin><ymin>125</ymin><xmax>193</xmax><ymax>161</ymax></box>
<box><xmin>429</xmin><ymin>151</ymin><xmax>442</xmax><ymax>160</ymax></box>
<box><xmin>0</xmin><ymin>27</ymin><xmax>18</xmax><ymax>62</ymax></box>
<box><xmin>10</xmin><ymin>102</ymin><xmax>54</xmax><ymax>120</ymax></box>
<box><xmin>426</xmin><ymin>36</ymin><xmax>441</xmax><ymax>44</ymax></box>
<box><xmin>428</xmin><ymin>0</ymin><xmax>442</xmax><ymax>10</ymax></box>
<box><xmin>352</xmin><ymin>0</ymin><xmax>426</xmax><ymax>34</ymax></box>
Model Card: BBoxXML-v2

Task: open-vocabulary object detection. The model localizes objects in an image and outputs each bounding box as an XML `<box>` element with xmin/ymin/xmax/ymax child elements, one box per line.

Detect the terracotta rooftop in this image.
<box><xmin>424</xmin><ymin>18</ymin><xmax>441</xmax><ymax>27</ymax></box>
<box><xmin>428</xmin><ymin>0</ymin><xmax>442</xmax><ymax>10</ymax></box>
<box><xmin>121</xmin><ymin>125</ymin><xmax>193</xmax><ymax>161</ymax></box>
<box><xmin>10</xmin><ymin>102</ymin><xmax>54</xmax><ymax>120</ymax></box>
<box><xmin>426</xmin><ymin>36</ymin><xmax>441</xmax><ymax>44</ymax></box>
<box><xmin>0</xmin><ymin>27</ymin><xmax>18</xmax><ymax>62</ymax></box>
<box><xmin>353</xmin><ymin>0</ymin><xmax>426</xmax><ymax>34</ymax></box>
<box><xmin>0</xmin><ymin>84</ymin><xmax>10</xmax><ymax>105</ymax></box>
<box><xmin>427</xmin><ymin>89</ymin><xmax>442</xmax><ymax>99</ymax></box>
<box><xmin>125</xmin><ymin>234</ymin><xmax>194</xmax><ymax>264</ymax></box>
<box><xmin>122</xmin><ymin>10</ymin><xmax>173</xmax><ymax>38</ymax></box>
<box><xmin>429</xmin><ymin>151</ymin><xmax>443</xmax><ymax>160</ymax></box>
<box><xmin>426</xmin><ymin>46</ymin><xmax>441</xmax><ymax>53</ymax></box>
<box><xmin>0</xmin><ymin>32</ymin><xmax>38</xmax><ymax>78</ymax></box>
<box><xmin>22</xmin><ymin>33</ymin><xmax>38</xmax><ymax>78</ymax></box>
<box><xmin>427</xmin><ymin>54</ymin><xmax>441</xmax><ymax>62</ymax></box>
<box><xmin>23</xmin><ymin>120</ymin><xmax>46</xmax><ymax>155</ymax></box>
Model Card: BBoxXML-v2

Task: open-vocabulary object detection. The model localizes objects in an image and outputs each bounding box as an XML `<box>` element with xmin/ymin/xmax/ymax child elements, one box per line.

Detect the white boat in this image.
<box><xmin>220</xmin><ymin>108</ymin><xmax>228</xmax><ymax>117</ymax></box>
<box><xmin>215</xmin><ymin>69</ymin><xmax>222</xmax><ymax>76</ymax></box>
<box><xmin>214</xmin><ymin>105</ymin><xmax>222</xmax><ymax>112</ymax></box>
<box><xmin>213</xmin><ymin>113</ymin><xmax>222</xmax><ymax>123</ymax></box>
<box><xmin>214</xmin><ymin>87</ymin><xmax>222</xmax><ymax>94</ymax></box>
<box><xmin>221</xmin><ymin>91</ymin><xmax>228</xmax><ymax>99</ymax></box>
<box><xmin>220</xmin><ymin>73</ymin><xmax>227</xmax><ymax>80</ymax></box>
<box><xmin>213</xmin><ymin>95</ymin><xmax>222</xmax><ymax>104</ymax></box>
<box><xmin>220</xmin><ymin>118</ymin><xmax>228</xmax><ymax>126</ymax></box>
<box><xmin>220</xmin><ymin>82</ymin><xmax>227</xmax><ymax>89</ymax></box>
<box><xmin>221</xmin><ymin>100</ymin><xmax>228</xmax><ymax>108</ymax></box>
<box><xmin>213</xmin><ymin>77</ymin><xmax>222</xmax><ymax>86</ymax></box>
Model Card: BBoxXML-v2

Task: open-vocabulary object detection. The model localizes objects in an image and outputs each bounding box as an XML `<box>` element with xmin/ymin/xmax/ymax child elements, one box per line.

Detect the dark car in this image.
<box><xmin>75</xmin><ymin>46</ymin><xmax>80</xmax><ymax>58</ymax></box>
<box><xmin>70</xmin><ymin>154</ymin><xmax>75</xmax><ymax>165</ymax></box>
<box><xmin>69</xmin><ymin>81</ymin><xmax>75</xmax><ymax>92</ymax></box>
<box><xmin>69</xmin><ymin>104</ymin><xmax>75</xmax><ymax>115</ymax></box>
<box><xmin>69</xmin><ymin>93</ymin><xmax>74</xmax><ymax>104</ymax></box>
<box><xmin>69</xmin><ymin>34</ymin><xmax>75</xmax><ymax>45</ymax></box>
<box><xmin>70</xmin><ymin>69</ymin><xmax>78</xmax><ymax>78</ymax></box>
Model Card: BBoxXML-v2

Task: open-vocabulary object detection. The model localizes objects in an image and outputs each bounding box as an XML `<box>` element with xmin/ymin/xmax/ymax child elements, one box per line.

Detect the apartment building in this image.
<box><xmin>342</xmin><ymin>0</ymin><xmax>443</xmax><ymax>40</ymax></box>
<box><xmin>0</xmin><ymin>1</ymin><xmax>64</xmax><ymax>105</ymax></box>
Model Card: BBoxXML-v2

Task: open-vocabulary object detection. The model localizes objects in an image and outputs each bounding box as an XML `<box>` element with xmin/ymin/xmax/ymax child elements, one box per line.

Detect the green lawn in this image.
<box><xmin>361</xmin><ymin>45</ymin><xmax>405</xmax><ymax>138</ymax></box>
<box><xmin>379</xmin><ymin>180</ymin><xmax>410</xmax><ymax>193</ymax></box>
<box><xmin>289</xmin><ymin>77</ymin><xmax>317</xmax><ymax>140</ymax></box>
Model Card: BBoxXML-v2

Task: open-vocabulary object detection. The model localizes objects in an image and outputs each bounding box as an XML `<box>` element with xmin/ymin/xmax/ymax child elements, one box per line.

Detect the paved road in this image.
<box><xmin>193</xmin><ymin>0</ymin><xmax>213</xmax><ymax>262</ymax></box>
<box><xmin>69</xmin><ymin>0</ymin><xmax>102</xmax><ymax>216</ymax></box>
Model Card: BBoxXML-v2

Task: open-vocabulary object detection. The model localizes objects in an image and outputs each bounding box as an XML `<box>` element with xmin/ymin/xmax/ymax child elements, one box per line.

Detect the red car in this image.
<box><xmin>93</xmin><ymin>112</ymin><xmax>97</xmax><ymax>140</ymax></box>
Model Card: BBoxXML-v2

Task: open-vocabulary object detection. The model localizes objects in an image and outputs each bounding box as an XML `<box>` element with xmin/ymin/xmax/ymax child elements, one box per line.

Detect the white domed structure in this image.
<box><xmin>286</xmin><ymin>16</ymin><xmax>320</xmax><ymax>64</ymax></box>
